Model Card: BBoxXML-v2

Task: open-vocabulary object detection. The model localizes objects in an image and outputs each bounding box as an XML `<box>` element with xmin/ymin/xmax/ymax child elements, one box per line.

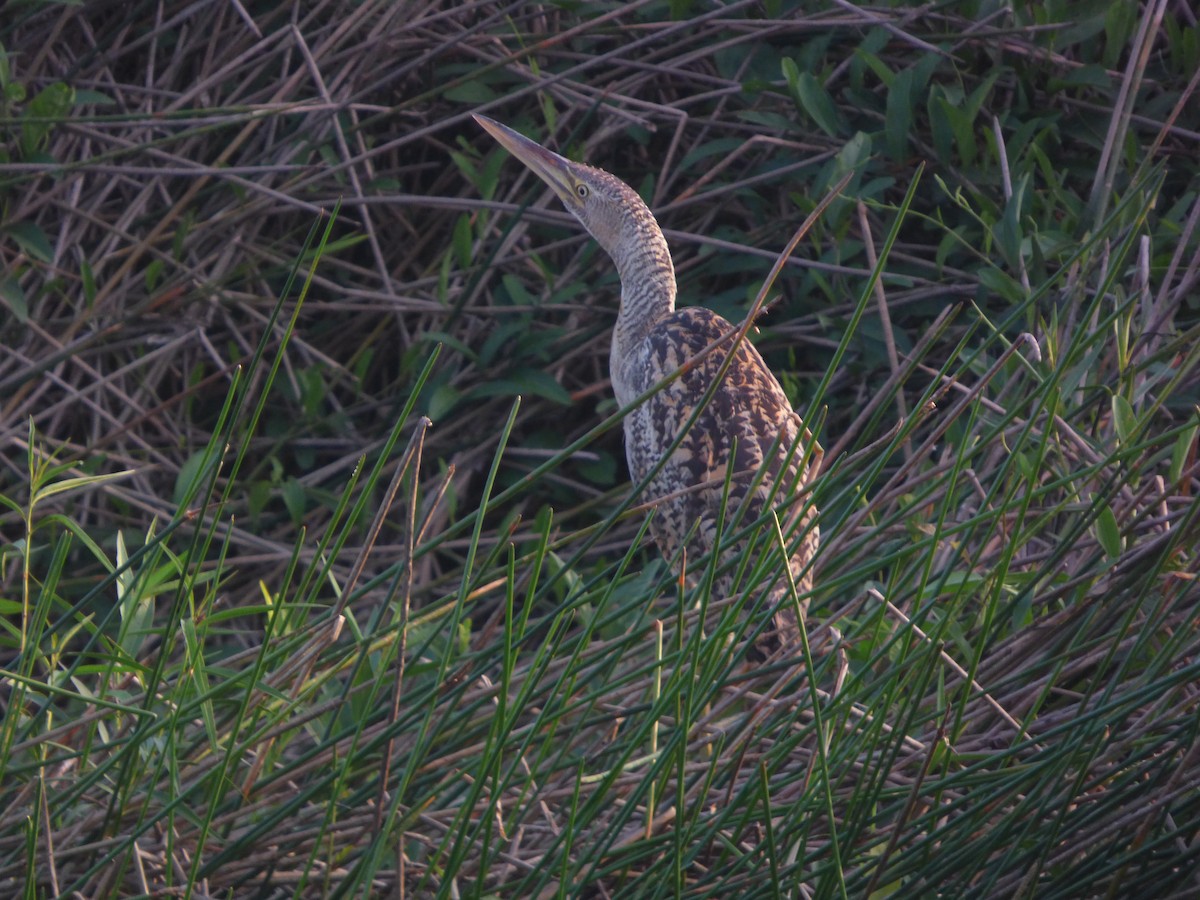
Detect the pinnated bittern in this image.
<box><xmin>475</xmin><ymin>115</ymin><xmax>821</xmax><ymax>654</ymax></box>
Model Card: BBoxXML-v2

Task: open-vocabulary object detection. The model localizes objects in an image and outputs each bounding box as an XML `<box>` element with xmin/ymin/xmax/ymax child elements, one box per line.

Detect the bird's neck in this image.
<box><xmin>610</xmin><ymin>221</ymin><xmax>676</xmax><ymax>406</ymax></box>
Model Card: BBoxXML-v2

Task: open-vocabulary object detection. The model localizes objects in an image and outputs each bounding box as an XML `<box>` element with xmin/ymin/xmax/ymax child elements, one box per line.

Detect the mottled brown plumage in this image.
<box><xmin>475</xmin><ymin>115</ymin><xmax>821</xmax><ymax>654</ymax></box>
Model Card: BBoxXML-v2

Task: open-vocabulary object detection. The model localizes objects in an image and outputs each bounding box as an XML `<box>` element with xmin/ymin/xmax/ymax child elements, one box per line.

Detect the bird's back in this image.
<box><xmin>621</xmin><ymin>307</ymin><xmax>821</xmax><ymax>651</ymax></box>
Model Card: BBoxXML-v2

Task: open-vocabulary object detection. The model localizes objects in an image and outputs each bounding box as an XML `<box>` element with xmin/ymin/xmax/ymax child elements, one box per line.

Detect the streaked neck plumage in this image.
<box><xmin>592</xmin><ymin>183</ymin><xmax>676</xmax><ymax>407</ymax></box>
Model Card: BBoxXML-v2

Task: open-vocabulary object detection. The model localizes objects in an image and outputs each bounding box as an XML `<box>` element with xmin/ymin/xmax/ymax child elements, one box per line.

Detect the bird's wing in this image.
<box><xmin>625</xmin><ymin>307</ymin><xmax>820</xmax><ymax>568</ymax></box>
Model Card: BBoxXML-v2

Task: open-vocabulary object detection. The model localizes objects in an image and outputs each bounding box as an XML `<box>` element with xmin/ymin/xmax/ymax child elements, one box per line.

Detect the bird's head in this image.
<box><xmin>474</xmin><ymin>114</ymin><xmax>651</xmax><ymax>259</ymax></box>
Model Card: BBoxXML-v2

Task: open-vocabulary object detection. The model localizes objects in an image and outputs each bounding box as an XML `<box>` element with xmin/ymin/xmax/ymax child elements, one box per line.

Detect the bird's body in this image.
<box><xmin>475</xmin><ymin>115</ymin><xmax>820</xmax><ymax>653</ymax></box>
<box><xmin>622</xmin><ymin>306</ymin><xmax>820</xmax><ymax>651</ymax></box>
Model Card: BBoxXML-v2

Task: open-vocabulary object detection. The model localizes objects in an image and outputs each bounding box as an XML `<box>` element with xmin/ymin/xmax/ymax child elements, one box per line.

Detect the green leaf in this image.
<box><xmin>928</xmin><ymin>86</ymin><xmax>954</xmax><ymax>163</ymax></box>
<box><xmin>452</xmin><ymin>214</ymin><xmax>473</xmax><ymax>271</ymax></box>
<box><xmin>180</xmin><ymin>616</ymin><xmax>218</xmax><ymax>749</ymax></box>
<box><xmin>6</xmin><ymin>221</ymin><xmax>53</xmax><ymax>263</ymax></box>
<box><xmin>835</xmin><ymin>131</ymin><xmax>872</xmax><ymax>177</ymax></box>
<box><xmin>418</xmin><ymin>330</ymin><xmax>477</xmax><ymax>362</ymax></box>
<box><xmin>117</xmin><ymin>531</ymin><xmax>156</xmax><ymax>659</ymax></box>
<box><xmin>978</xmin><ymin>267</ymin><xmax>1025</xmax><ymax>304</ymax></box>
<box><xmin>479</xmin><ymin>320</ymin><xmax>527</xmax><ymax>367</ymax></box>
<box><xmin>73</xmin><ymin>89</ymin><xmax>115</xmax><ymax>106</ymax></box>
<box><xmin>501</xmin><ymin>273</ymin><xmax>537</xmax><ymax>307</ymax></box>
<box><xmin>737</xmin><ymin>109</ymin><xmax>795</xmax><ymax>132</ymax></box>
<box><xmin>282</xmin><ymin>477</ymin><xmax>306</xmax><ymax>525</ymax></box>
<box><xmin>246</xmin><ymin>480</ymin><xmax>271</xmax><ymax>518</ymax></box>
<box><xmin>144</xmin><ymin>258</ymin><xmax>164</xmax><ymax>293</ymax></box>
<box><xmin>21</xmin><ymin>81</ymin><xmax>74</xmax><ymax>156</ymax></box>
<box><xmin>1094</xmin><ymin>505</ymin><xmax>1122</xmax><ymax>559</ymax></box>
<box><xmin>466</xmin><ymin>369</ymin><xmax>571</xmax><ymax>405</ymax></box>
<box><xmin>443</xmin><ymin>80</ymin><xmax>497</xmax><ymax>104</ymax></box>
<box><xmin>42</xmin><ymin>513</ymin><xmax>115</xmax><ymax>574</ymax></box>
<box><xmin>34</xmin><ymin>469</ymin><xmax>136</xmax><ymax>504</ymax></box>
<box><xmin>1169</xmin><ymin>424</ymin><xmax>1197</xmax><ymax>486</ymax></box>
<box><xmin>299</xmin><ymin>231</ymin><xmax>366</xmax><ymax>260</ymax></box>
<box><xmin>1103</xmin><ymin>3</ymin><xmax>1137</xmax><ymax>68</ymax></box>
<box><xmin>448</xmin><ymin>149</ymin><xmax>479</xmax><ymax>192</ymax></box>
<box><xmin>958</xmin><ymin>71</ymin><xmax>1000</xmax><ymax>167</ymax></box>
<box><xmin>783</xmin><ymin>60</ymin><xmax>842</xmax><ymax>137</ymax></box>
<box><xmin>427</xmin><ymin>383</ymin><xmax>460</xmax><ymax>420</ymax></box>
<box><xmin>515</xmin><ymin>369</ymin><xmax>574</xmax><ymax>404</ymax></box>
<box><xmin>172</xmin><ymin>210</ymin><xmax>193</xmax><ymax>260</ymax></box>
<box><xmin>995</xmin><ymin>172</ymin><xmax>1028</xmax><ymax>269</ymax></box>
<box><xmin>0</xmin><ymin>274</ymin><xmax>29</xmax><ymax>322</ymax></box>
<box><xmin>885</xmin><ymin>67</ymin><xmax>914</xmax><ymax>161</ymax></box>
<box><xmin>937</xmin><ymin>96</ymin><xmax>975</xmax><ymax>166</ymax></box>
<box><xmin>174</xmin><ymin>449</ymin><xmax>210</xmax><ymax>506</ymax></box>
<box><xmin>1111</xmin><ymin>395</ymin><xmax>1136</xmax><ymax>444</ymax></box>
<box><xmin>1054</xmin><ymin>64</ymin><xmax>1111</xmax><ymax>91</ymax></box>
<box><xmin>853</xmin><ymin>47</ymin><xmax>893</xmax><ymax>87</ymax></box>
<box><xmin>574</xmin><ymin>450</ymin><xmax>617</xmax><ymax>486</ymax></box>
<box><xmin>0</xmin><ymin>43</ymin><xmax>13</xmax><ymax>91</ymax></box>
<box><xmin>935</xmin><ymin>229</ymin><xmax>963</xmax><ymax>272</ymax></box>
<box><xmin>80</xmin><ymin>258</ymin><xmax>96</xmax><ymax>307</ymax></box>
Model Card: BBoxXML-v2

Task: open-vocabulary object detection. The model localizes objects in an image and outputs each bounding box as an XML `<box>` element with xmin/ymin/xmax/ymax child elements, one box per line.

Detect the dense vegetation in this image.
<box><xmin>2</xmin><ymin>1</ymin><xmax>1198</xmax><ymax>896</ymax></box>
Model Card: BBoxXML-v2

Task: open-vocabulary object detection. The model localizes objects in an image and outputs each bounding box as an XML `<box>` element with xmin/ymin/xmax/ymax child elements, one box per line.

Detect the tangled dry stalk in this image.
<box><xmin>2</xmin><ymin>1</ymin><xmax>1199</xmax><ymax>896</ymax></box>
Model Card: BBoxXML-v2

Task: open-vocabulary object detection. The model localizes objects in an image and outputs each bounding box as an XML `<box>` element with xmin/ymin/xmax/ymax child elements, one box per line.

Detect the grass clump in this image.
<box><xmin>2</xmin><ymin>1</ymin><xmax>1198</xmax><ymax>897</ymax></box>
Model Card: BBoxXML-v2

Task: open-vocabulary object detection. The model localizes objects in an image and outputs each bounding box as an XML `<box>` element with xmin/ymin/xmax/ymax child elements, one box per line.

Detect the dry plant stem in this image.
<box><xmin>1148</xmin><ymin>191</ymin><xmax>1200</xmax><ymax>338</ymax></box>
<box><xmin>38</xmin><ymin>772</ymin><xmax>58</xmax><ymax>896</ymax></box>
<box><xmin>291</xmin><ymin>29</ymin><xmax>393</xmax><ymax>300</ymax></box>
<box><xmin>473</xmin><ymin>196</ymin><xmax>875</xmax><ymax>281</ymax></box>
<box><xmin>239</xmin><ymin>614</ymin><xmax>346</xmax><ymax>799</ymax></box>
<box><xmin>89</xmin><ymin>68</ymin><xmax>306</xmax><ymax>320</ymax></box>
<box><xmin>863</xmin><ymin>711</ymin><xmax>948</xmax><ymax>900</ymax></box>
<box><xmin>337</xmin><ymin>416</ymin><xmax>433</xmax><ymax>617</ymax></box>
<box><xmin>823</xmin><ymin>334</ymin><xmax>1039</xmax><ymax>567</ymax></box>
<box><xmin>917</xmin><ymin>360</ymin><xmax>1155</xmax><ymax>516</ymax></box>
<box><xmin>668</xmin><ymin>137</ymin><xmax>836</xmax><ymax>206</ymax></box>
<box><xmin>4</xmin><ymin>4</ymin><xmax>1196</xmax><ymax>895</ymax></box>
<box><xmin>827</xmin><ymin>0</ymin><xmax>947</xmax><ymax>57</ymax></box>
<box><xmin>644</xmin><ymin>619</ymin><xmax>664</xmax><ymax>841</ymax></box>
<box><xmin>991</xmin><ymin>114</ymin><xmax>1031</xmax><ymax>292</ymax></box>
<box><xmin>823</xmin><ymin>304</ymin><xmax>957</xmax><ymax>465</ymax></box>
<box><xmin>378</xmin><ymin>418</ymin><xmax>428</xmax><ymax>838</ymax></box>
<box><xmin>856</xmin><ymin>199</ymin><xmax>910</xmax><ymax>460</ymax></box>
<box><xmin>0</xmin><ymin>325</ymin><xmax>191</xmax><ymax>462</ymax></box>
<box><xmin>893</xmin><ymin>332</ymin><xmax>1039</xmax><ymax>481</ymax></box>
<box><xmin>872</xmin><ymin>589</ymin><xmax>1035</xmax><ymax>746</ymax></box>
<box><xmin>1088</xmin><ymin>0</ymin><xmax>1170</xmax><ymax>224</ymax></box>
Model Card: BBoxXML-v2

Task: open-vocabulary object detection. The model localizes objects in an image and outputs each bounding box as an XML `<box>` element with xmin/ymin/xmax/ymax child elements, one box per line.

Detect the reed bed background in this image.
<box><xmin>2</xmin><ymin>1</ymin><xmax>1199</xmax><ymax>896</ymax></box>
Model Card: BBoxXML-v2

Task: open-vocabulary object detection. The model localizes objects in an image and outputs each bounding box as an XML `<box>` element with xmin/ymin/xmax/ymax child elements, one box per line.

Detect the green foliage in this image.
<box><xmin>1</xmin><ymin>0</ymin><xmax>1198</xmax><ymax>896</ymax></box>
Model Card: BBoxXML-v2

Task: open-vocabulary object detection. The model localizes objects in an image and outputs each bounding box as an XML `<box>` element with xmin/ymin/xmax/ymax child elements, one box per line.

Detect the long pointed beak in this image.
<box><xmin>473</xmin><ymin>114</ymin><xmax>578</xmax><ymax>208</ymax></box>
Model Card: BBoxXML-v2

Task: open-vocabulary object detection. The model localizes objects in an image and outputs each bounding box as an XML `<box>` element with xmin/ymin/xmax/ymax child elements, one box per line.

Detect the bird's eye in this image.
<box><xmin>575</xmin><ymin>183</ymin><xmax>589</xmax><ymax>199</ymax></box>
